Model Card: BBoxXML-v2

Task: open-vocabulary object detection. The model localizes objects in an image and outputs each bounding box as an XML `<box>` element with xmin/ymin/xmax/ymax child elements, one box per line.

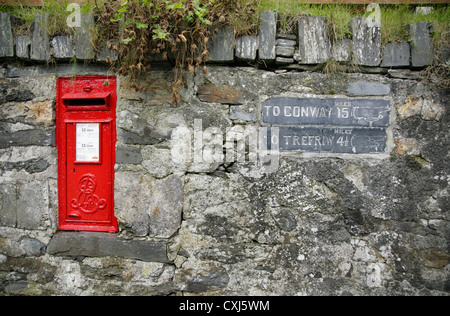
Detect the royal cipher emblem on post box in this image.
<box><xmin>56</xmin><ymin>76</ymin><xmax>118</xmax><ymax>232</ymax></box>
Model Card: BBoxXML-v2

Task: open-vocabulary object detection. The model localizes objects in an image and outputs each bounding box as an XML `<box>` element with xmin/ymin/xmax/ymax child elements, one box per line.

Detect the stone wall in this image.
<box><xmin>0</xmin><ymin>10</ymin><xmax>449</xmax><ymax>296</ymax></box>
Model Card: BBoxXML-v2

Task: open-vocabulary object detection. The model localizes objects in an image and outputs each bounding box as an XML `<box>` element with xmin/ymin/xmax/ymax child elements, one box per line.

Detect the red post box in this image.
<box><xmin>56</xmin><ymin>76</ymin><xmax>118</xmax><ymax>232</ymax></box>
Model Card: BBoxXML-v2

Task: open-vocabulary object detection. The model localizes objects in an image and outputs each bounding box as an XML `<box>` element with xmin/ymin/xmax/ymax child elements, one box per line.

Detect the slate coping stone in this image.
<box><xmin>235</xmin><ymin>35</ymin><xmax>258</xmax><ymax>61</ymax></box>
<box><xmin>16</xmin><ymin>36</ymin><xmax>31</xmax><ymax>59</ymax></box>
<box><xmin>52</xmin><ymin>36</ymin><xmax>74</xmax><ymax>59</ymax></box>
<box><xmin>410</xmin><ymin>22</ymin><xmax>433</xmax><ymax>67</ymax></box>
<box><xmin>381</xmin><ymin>42</ymin><xmax>410</xmax><ymax>67</ymax></box>
<box><xmin>297</xmin><ymin>15</ymin><xmax>331</xmax><ymax>64</ymax></box>
<box><xmin>30</xmin><ymin>14</ymin><xmax>50</xmax><ymax>61</ymax></box>
<box><xmin>259</xmin><ymin>11</ymin><xmax>277</xmax><ymax>62</ymax></box>
<box><xmin>207</xmin><ymin>23</ymin><xmax>234</xmax><ymax>63</ymax></box>
<box><xmin>47</xmin><ymin>231</ymin><xmax>170</xmax><ymax>263</ymax></box>
<box><xmin>351</xmin><ymin>17</ymin><xmax>381</xmax><ymax>67</ymax></box>
<box><xmin>0</xmin><ymin>13</ymin><xmax>14</xmax><ymax>57</ymax></box>
<box><xmin>75</xmin><ymin>14</ymin><xmax>95</xmax><ymax>60</ymax></box>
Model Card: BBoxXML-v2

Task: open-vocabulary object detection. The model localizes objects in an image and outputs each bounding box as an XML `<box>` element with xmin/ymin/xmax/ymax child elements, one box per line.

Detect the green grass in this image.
<box><xmin>381</xmin><ymin>5</ymin><xmax>449</xmax><ymax>44</ymax></box>
<box><xmin>0</xmin><ymin>0</ymin><xmax>94</xmax><ymax>36</ymax></box>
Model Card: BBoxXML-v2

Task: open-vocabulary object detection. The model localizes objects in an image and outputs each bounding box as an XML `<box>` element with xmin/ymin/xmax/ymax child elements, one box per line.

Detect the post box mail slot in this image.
<box><xmin>56</xmin><ymin>76</ymin><xmax>118</xmax><ymax>233</ymax></box>
<box><xmin>62</xmin><ymin>92</ymin><xmax>111</xmax><ymax>111</ymax></box>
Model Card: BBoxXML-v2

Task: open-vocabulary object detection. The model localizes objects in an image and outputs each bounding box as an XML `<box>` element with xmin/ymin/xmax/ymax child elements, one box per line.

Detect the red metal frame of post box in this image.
<box><xmin>56</xmin><ymin>76</ymin><xmax>118</xmax><ymax>233</ymax></box>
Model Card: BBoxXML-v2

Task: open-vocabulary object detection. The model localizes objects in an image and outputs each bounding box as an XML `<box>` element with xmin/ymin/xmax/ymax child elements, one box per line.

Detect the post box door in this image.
<box><xmin>57</xmin><ymin>76</ymin><xmax>118</xmax><ymax>233</ymax></box>
<box><xmin>65</xmin><ymin>122</ymin><xmax>113</xmax><ymax>224</ymax></box>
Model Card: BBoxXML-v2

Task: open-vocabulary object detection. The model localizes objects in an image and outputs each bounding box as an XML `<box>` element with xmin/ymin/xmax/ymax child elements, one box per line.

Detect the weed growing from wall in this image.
<box><xmin>95</xmin><ymin>0</ymin><xmax>257</xmax><ymax>105</ymax></box>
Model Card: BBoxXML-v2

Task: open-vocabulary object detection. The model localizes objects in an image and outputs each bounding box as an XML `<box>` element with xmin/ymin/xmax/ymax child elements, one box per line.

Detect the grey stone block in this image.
<box><xmin>298</xmin><ymin>16</ymin><xmax>331</xmax><ymax>64</ymax></box>
<box><xmin>51</xmin><ymin>36</ymin><xmax>74</xmax><ymax>59</ymax></box>
<box><xmin>351</xmin><ymin>17</ymin><xmax>381</xmax><ymax>66</ymax></box>
<box><xmin>207</xmin><ymin>23</ymin><xmax>234</xmax><ymax>63</ymax></box>
<box><xmin>0</xmin><ymin>158</ymin><xmax>49</xmax><ymax>174</ymax></box>
<box><xmin>0</xmin><ymin>183</ymin><xmax>17</xmax><ymax>227</ymax></box>
<box><xmin>0</xmin><ymin>13</ymin><xmax>14</xmax><ymax>57</ymax></box>
<box><xmin>20</xmin><ymin>237</ymin><xmax>46</xmax><ymax>256</ymax></box>
<box><xmin>0</xmin><ymin>129</ymin><xmax>55</xmax><ymax>149</ymax></box>
<box><xmin>16</xmin><ymin>36</ymin><xmax>31</xmax><ymax>59</ymax></box>
<box><xmin>4</xmin><ymin>282</ymin><xmax>28</xmax><ymax>294</ymax></box>
<box><xmin>16</xmin><ymin>181</ymin><xmax>48</xmax><ymax>230</ymax></box>
<box><xmin>387</xmin><ymin>69</ymin><xmax>420</xmax><ymax>80</ymax></box>
<box><xmin>115</xmin><ymin>171</ymin><xmax>151</xmax><ymax>236</ymax></box>
<box><xmin>381</xmin><ymin>42</ymin><xmax>410</xmax><ymax>67</ymax></box>
<box><xmin>259</xmin><ymin>11</ymin><xmax>277</xmax><ymax>62</ymax></box>
<box><xmin>332</xmin><ymin>39</ymin><xmax>352</xmax><ymax>62</ymax></box>
<box><xmin>235</xmin><ymin>35</ymin><xmax>257</xmax><ymax>61</ymax></box>
<box><xmin>174</xmin><ymin>267</ymin><xmax>230</xmax><ymax>293</ymax></box>
<box><xmin>4</xmin><ymin>66</ymin><xmax>35</xmax><ymax>78</ymax></box>
<box><xmin>276</xmin><ymin>46</ymin><xmax>295</xmax><ymax>57</ymax></box>
<box><xmin>230</xmin><ymin>106</ymin><xmax>257</xmax><ymax>122</ymax></box>
<box><xmin>30</xmin><ymin>14</ymin><xmax>50</xmax><ymax>61</ymax></box>
<box><xmin>34</xmin><ymin>63</ymin><xmax>109</xmax><ymax>75</ymax></box>
<box><xmin>75</xmin><ymin>14</ymin><xmax>95</xmax><ymax>60</ymax></box>
<box><xmin>276</xmin><ymin>57</ymin><xmax>295</xmax><ymax>64</ymax></box>
<box><xmin>116</xmin><ymin>146</ymin><xmax>142</xmax><ymax>165</ymax></box>
<box><xmin>118</xmin><ymin>128</ymin><xmax>167</xmax><ymax>146</ymax></box>
<box><xmin>410</xmin><ymin>22</ymin><xmax>433</xmax><ymax>67</ymax></box>
<box><xmin>277</xmin><ymin>33</ymin><xmax>297</xmax><ymax>41</ymax></box>
<box><xmin>277</xmin><ymin>38</ymin><xmax>296</xmax><ymax>47</ymax></box>
<box><xmin>148</xmin><ymin>175</ymin><xmax>184</xmax><ymax>238</ymax></box>
<box><xmin>47</xmin><ymin>231</ymin><xmax>170</xmax><ymax>263</ymax></box>
<box><xmin>348</xmin><ymin>81</ymin><xmax>390</xmax><ymax>96</ymax></box>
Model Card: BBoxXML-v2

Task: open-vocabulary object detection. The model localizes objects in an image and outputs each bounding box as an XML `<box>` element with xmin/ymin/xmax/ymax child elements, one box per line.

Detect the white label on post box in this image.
<box><xmin>76</xmin><ymin>123</ymin><xmax>100</xmax><ymax>162</ymax></box>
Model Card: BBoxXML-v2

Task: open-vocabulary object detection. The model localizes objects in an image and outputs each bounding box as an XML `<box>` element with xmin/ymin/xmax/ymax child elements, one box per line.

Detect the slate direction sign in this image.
<box><xmin>272</xmin><ymin>127</ymin><xmax>387</xmax><ymax>153</ymax></box>
<box><xmin>263</xmin><ymin>97</ymin><xmax>390</xmax><ymax>127</ymax></box>
<box><xmin>262</xmin><ymin>97</ymin><xmax>391</xmax><ymax>154</ymax></box>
